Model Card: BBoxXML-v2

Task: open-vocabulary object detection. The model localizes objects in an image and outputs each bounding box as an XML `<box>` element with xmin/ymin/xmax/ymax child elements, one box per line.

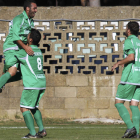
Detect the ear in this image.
<box><xmin>26</xmin><ymin>7</ymin><xmax>30</xmax><ymax>12</ymax></box>
<box><xmin>29</xmin><ymin>38</ymin><xmax>33</xmax><ymax>43</ymax></box>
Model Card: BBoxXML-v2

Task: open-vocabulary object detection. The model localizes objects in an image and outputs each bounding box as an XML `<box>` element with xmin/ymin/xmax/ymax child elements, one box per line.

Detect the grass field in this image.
<box><xmin>0</xmin><ymin>119</ymin><xmax>135</xmax><ymax>140</ymax></box>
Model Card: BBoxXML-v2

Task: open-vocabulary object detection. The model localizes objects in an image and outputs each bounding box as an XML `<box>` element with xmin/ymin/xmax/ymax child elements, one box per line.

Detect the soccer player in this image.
<box><xmin>111</xmin><ymin>21</ymin><xmax>140</xmax><ymax>138</ymax></box>
<box><xmin>6</xmin><ymin>29</ymin><xmax>47</xmax><ymax>138</ymax></box>
<box><xmin>0</xmin><ymin>0</ymin><xmax>37</xmax><ymax>91</ymax></box>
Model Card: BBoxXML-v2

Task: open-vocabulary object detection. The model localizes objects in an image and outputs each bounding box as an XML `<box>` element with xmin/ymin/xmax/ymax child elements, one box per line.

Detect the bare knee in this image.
<box><xmin>20</xmin><ymin>107</ymin><xmax>29</xmax><ymax>113</ymax></box>
<box><xmin>115</xmin><ymin>99</ymin><xmax>125</xmax><ymax>105</ymax></box>
<box><xmin>8</xmin><ymin>67</ymin><xmax>17</xmax><ymax>77</ymax></box>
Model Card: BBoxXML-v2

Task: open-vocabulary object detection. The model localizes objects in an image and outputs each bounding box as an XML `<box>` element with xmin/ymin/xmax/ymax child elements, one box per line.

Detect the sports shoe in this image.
<box><xmin>38</xmin><ymin>129</ymin><xmax>47</xmax><ymax>137</ymax></box>
<box><xmin>130</xmin><ymin>134</ymin><xmax>139</xmax><ymax>138</ymax></box>
<box><xmin>122</xmin><ymin>127</ymin><xmax>137</xmax><ymax>138</ymax></box>
<box><xmin>22</xmin><ymin>133</ymin><xmax>42</xmax><ymax>139</ymax></box>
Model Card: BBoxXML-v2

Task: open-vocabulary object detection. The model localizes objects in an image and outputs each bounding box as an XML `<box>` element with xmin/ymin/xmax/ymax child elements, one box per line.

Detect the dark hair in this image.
<box><xmin>127</xmin><ymin>21</ymin><xmax>139</xmax><ymax>36</ymax></box>
<box><xmin>23</xmin><ymin>0</ymin><xmax>36</xmax><ymax>11</ymax></box>
<box><xmin>30</xmin><ymin>29</ymin><xmax>41</xmax><ymax>45</ymax></box>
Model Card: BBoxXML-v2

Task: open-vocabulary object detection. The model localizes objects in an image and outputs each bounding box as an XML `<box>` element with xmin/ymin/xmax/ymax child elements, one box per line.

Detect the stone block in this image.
<box><xmin>81</xmin><ymin>109</ymin><xmax>98</xmax><ymax>118</ymax></box>
<box><xmin>0</xmin><ymin>109</ymin><xmax>8</xmax><ymax>119</ymax></box>
<box><xmin>43</xmin><ymin>87</ymin><xmax>55</xmax><ymax>98</ymax></box>
<box><xmin>99</xmin><ymin>109</ymin><xmax>121</xmax><ymax>119</ymax></box>
<box><xmin>66</xmin><ymin>76</ymin><xmax>88</xmax><ymax>86</ymax></box>
<box><xmin>83</xmin><ymin>7</ymin><xmax>109</xmax><ymax>20</ymax></box>
<box><xmin>98</xmin><ymin>87</ymin><xmax>113</xmax><ymax>97</ymax></box>
<box><xmin>8</xmin><ymin>87</ymin><xmax>23</xmax><ymax>98</ymax></box>
<box><xmin>110</xmin><ymin>98</ymin><xmax>116</xmax><ymax>109</ymax></box>
<box><xmin>43</xmin><ymin>97</ymin><xmax>65</xmax><ymax>109</ymax></box>
<box><xmin>42</xmin><ymin>108</ymin><xmax>82</xmax><ymax>119</ymax></box>
<box><xmin>77</xmin><ymin>87</ymin><xmax>94</xmax><ymax>98</ymax></box>
<box><xmin>0</xmin><ymin>97</ymin><xmax>10</xmax><ymax>109</ymax></box>
<box><xmin>46</xmin><ymin>75</ymin><xmax>66</xmax><ymax>87</ymax></box>
<box><xmin>108</xmin><ymin>7</ymin><xmax>134</xmax><ymax>19</ymax></box>
<box><xmin>8</xmin><ymin>98</ymin><xmax>20</xmax><ymax>109</ymax></box>
<box><xmin>87</xmin><ymin>98</ymin><xmax>110</xmax><ymax>109</ymax></box>
<box><xmin>55</xmin><ymin>87</ymin><xmax>76</xmax><ymax>97</ymax></box>
<box><xmin>39</xmin><ymin>7</ymin><xmax>63</xmax><ymax>19</ymax></box>
<box><xmin>65</xmin><ymin>98</ymin><xmax>87</xmax><ymax>109</ymax></box>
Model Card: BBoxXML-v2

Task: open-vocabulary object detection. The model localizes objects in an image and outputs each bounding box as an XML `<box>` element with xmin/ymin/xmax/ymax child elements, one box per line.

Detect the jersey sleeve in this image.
<box><xmin>124</xmin><ymin>39</ymin><xmax>135</xmax><ymax>55</ymax></box>
<box><xmin>12</xmin><ymin>17</ymin><xmax>23</xmax><ymax>41</ymax></box>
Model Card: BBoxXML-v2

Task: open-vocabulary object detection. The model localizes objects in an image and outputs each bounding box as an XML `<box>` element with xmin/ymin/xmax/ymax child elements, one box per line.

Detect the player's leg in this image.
<box><xmin>0</xmin><ymin>66</ymin><xmax>17</xmax><ymax>89</ymax></box>
<box><xmin>115</xmin><ymin>84</ymin><xmax>136</xmax><ymax>138</ymax></box>
<box><xmin>0</xmin><ymin>50</ymin><xmax>19</xmax><ymax>90</ymax></box>
<box><xmin>20</xmin><ymin>90</ymin><xmax>39</xmax><ymax>138</ymax></box>
<box><xmin>30</xmin><ymin>90</ymin><xmax>47</xmax><ymax>137</ymax></box>
<box><xmin>129</xmin><ymin>87</ymin><xmax>140</xmax><ymax>138</ymax></box>
<box><xmin>20</xmin><ymin>107</ymin><xmax>36</xmax><ymax>137</ymax></box>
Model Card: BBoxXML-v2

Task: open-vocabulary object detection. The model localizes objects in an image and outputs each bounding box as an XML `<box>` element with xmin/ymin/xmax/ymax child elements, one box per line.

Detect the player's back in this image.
<box><xmin>18</xmin><ymin>45</ymin><xmax>46</xmax><ymax>89</ymax></box>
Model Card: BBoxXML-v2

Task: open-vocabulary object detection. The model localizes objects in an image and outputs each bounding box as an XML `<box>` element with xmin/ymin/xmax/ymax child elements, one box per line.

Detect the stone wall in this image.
<box><xmin>0</xmin><ymin>6</ymin><xmax>139</xmax><ymax>120</ymax></box>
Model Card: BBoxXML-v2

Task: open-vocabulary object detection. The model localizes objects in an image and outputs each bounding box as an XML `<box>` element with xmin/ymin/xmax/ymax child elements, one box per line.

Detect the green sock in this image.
<box><xmin>130</xmin><ymin>106</ymin><xmax>139</xmax><ymax>134</ymax></box>
<box><xmin>31</xmin><ymin>109</ymin><xmax>44</xmax><ymax>132</ymax></box>
<box><xmin>0</xmin><ymin>72</ymin><xmax>11</xmax><ymax>88</ymax></box>
<box><xmin>7</xmin><ymin>72</ymin><xmax>22</xmax><ymax>83</ymax></box>
<box><xmin>22</xmin><ymin>111</ymin><xmax>36</xmax><ymax>136</ymax></box>
<box><xmin>115</xmin><ymin>103</ymin><xmax>134</xmax><ymax>129</ymax></box>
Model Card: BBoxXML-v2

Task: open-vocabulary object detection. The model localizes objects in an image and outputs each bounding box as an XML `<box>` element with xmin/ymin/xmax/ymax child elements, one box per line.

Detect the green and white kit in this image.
<box><xmin>3</xmin><ymin>11</ymin><xmax>34</xmax><ymax>71</ymax></box>
<box><xmin>116</xmin><ymin>35</ymin><xmax>140</xmax><ymax>101</ymax></box>
<box><xmin>6</xmin><ymin>45</ymin><xmax>46</xmax><ymax>108</ymax></box>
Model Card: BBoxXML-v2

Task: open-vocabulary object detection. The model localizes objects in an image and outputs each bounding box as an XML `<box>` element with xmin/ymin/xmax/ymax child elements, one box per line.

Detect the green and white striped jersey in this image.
<box><xmin>12</xmin><ymin>45</ymin><xmax>46</xmax><ymax>89</ymax></box>
<box><xmin>120</xmin><ymin>35</ymin><xmax>140</xmax><ymax>85</ymax></box>
<box><xmin>3</xmin><ymin>11</ymin><xmax>34</xmax><ymax>52</ymax></box>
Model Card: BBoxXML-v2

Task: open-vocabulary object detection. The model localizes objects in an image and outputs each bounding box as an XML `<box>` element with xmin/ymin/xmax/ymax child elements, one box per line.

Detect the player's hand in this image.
<box><xmin>25</xmin><ymin>46</ymin><xmax>34</xmax><ymax>56</ymax></box>
<box><xmin>111</xmin><ymin>63</ymin><xmax>119</xmax><ymax>72</ymax></box>
<box><xmin>120</xmin><ymin>64</ymin><xmax>124</xmax><ymax>68</ymax></box>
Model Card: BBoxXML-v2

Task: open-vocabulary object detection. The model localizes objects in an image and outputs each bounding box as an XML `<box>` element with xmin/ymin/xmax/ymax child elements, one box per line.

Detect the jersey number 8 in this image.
<box><xmin>37</xmin><ymin>57</ymin><xmax>42</xmax><ymax>70</ymax></box>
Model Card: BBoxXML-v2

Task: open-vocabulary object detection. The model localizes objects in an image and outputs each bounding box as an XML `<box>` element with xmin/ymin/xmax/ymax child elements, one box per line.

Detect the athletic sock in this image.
<box><xmin>22</xmin><ymin>111</ymin><xmax>36</xmax><ymax>136</ymax></box>
<box><xmin>7</xmin><ymin>71</ymin><xmax>22</xmax><ymax>83</ymax></box>
<box><xmin>0</xmin><ymin>72</ymin><xmax>11</xmax><ymax>88</ymax></box>
<box><xmin>31</xmin><ymin>109</ymin><xmax>44</xmax><ymax>132</ymax></box>
<box><xmin>115</xmin><ymin>103</ymin><xmax>134</xmax><ymax>129</ymax></box>
<box><xmin>130</xmin><ymin>106</ymin><xmax>139</xmax><ymax>134</ymax></box>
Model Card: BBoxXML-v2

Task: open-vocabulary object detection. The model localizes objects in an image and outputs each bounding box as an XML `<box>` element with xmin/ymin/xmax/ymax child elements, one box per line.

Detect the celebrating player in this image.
<box><xmin>6</xmin><ymin>29</ymin><xmax>47</xmax><ymax>138</ymax></box>
<box><xmin>111</xmin><ymin>21</ymin><xmax>140</xmax><ymax>138</ymax></box>
<box><xmin>0</xmin><ymin>0</ymin><xmax>37</xmax><ymax>92</ymax></box>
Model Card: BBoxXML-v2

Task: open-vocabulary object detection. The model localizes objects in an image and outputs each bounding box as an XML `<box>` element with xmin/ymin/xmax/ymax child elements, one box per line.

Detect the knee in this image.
<box><xmin>8</xmin><ymin>67</ymin><xmax>17</xmax><ymax>77</ymax></box>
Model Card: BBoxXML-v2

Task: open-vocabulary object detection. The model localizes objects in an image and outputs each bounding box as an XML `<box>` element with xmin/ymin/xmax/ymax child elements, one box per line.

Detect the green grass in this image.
<box><xmin>0</xmin><ymin>119</ymin><xmax>135</xmax><ymax>140</ymax></box>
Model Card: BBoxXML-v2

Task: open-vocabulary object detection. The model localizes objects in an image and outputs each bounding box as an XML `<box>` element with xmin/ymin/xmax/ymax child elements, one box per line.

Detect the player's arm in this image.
<box><xmin>16</xmin><ymin>40</ymin><xmax>34</xmax><ymax>56</ymax></box>
<box><xmin>12</xmin><ymin>17</ymin><xmax>34</xmax><ymax>56</ymax></box>
<box><xmin>111</xmin><ymin>53</ymin><xmax>134</xmax><ymax>71</ymax></box>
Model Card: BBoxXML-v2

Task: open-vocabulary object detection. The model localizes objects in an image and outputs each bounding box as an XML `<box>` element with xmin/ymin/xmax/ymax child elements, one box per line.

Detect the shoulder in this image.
<box><xmin>13</xmin><ymin>13</ymin><xmax>24</xmax><ymax>23</ymax></box>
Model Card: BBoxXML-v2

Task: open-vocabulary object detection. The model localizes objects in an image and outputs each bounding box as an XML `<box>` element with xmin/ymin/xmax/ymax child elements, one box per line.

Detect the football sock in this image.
<box><xmin>31</xmin><ymin>109</ymin><xmax>44</xmax><ymax>132</ymax></box>
<box><xmin>115</xmin><ymin>103</ymin><xmax>134</xmax><ymax>129</ymax></box>
<box><xmin>22</xmin><ymin>111</ymin><xmax>36</xmax><ymax>136</ymax></box>
<box><xmin>7</xmin><ymin>71</ymin><xmax>22</xmax><ymax>83</ymax></box>
<box><xmin>0</xmin><ymin>72</ymin><xmax>11</xmax><ymax>88</ymax></box>
<box><xmin>130</xmin><ymin>106</ymin><xmax>139</xmax><ymax>134</ymax></box>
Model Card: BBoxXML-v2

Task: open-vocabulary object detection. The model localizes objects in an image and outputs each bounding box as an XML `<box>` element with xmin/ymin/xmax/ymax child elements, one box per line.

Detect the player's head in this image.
<box><xmin>126</xmin><ymin>21</ymin><xmax>139</xmax><ymax>37</ymax></box>
<box><xmin>27</xmin><ymin>29</ymin><xmax>41</xmax><ymax>45</ymax></box>
<box><xmin>24</xmin><ymin>0</ymin><xmax>37</xmax><ymax>18</ymax></box>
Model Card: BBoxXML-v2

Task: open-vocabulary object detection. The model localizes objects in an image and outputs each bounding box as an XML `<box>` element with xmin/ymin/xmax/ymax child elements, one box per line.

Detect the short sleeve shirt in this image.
<box><xmin>120</xmin><ymin>35</ymin><xmax>140</xmax><ymax>85</ymax></box>
<box><xmin>3</xmin><ymin>11</ymin><xmax>34</xmax><ymax>52</ymax></box>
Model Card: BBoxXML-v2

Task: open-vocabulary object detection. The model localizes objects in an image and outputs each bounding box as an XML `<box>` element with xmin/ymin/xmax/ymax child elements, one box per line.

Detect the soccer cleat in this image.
<box><xmin>130</xmin><ymin>134</ymin><xmax>139</xmax><ymax>138</ymax></box>
<box><xmin>122</xmin><ymin>127</ymin><xmax>137</xmax><ymax>138</ymax></box>
<box><xmin>22</xmin><ymin>133</ymin><xmax>42</xmax><ymax>139</ymax></box>
<box><xmin>38</xmin><ymin>129</ymin><xmax>47</xmax><ymax>137</ymax></box>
